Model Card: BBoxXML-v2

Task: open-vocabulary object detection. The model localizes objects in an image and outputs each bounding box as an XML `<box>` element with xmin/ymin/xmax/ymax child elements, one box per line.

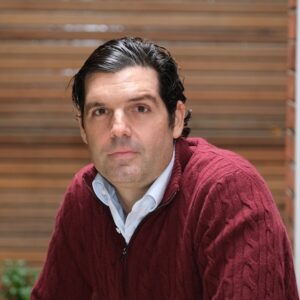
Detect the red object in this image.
<box><xmin>31</xmin><ymin>138</ymin><xmax>299</xmax><ymax>300</ymax></box>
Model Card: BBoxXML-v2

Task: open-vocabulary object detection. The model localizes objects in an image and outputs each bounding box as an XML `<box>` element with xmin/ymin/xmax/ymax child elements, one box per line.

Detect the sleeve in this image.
<box><xmin>194</xmin><ymin>169</ymin><xmax>299</xmax><ymax>300</ymax></box>
<box><xmin>31</xmin><ymin>189</ymin><xmax>93</xmax><ymax>300</ymax></box>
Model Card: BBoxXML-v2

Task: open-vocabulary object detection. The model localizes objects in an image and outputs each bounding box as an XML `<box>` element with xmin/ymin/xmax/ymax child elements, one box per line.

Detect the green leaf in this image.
<box><xmin>0</xmin><ymin>259</ymin><xmax>39</xmax><ymax>300</ymax></box>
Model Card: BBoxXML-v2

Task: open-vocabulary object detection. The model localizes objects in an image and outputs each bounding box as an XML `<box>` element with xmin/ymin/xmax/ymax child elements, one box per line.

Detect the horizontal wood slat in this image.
<box><xmin>0</xmin><ymin>29</ymin><xmax>287</xmax><ymax>43</ymax></box>
<box><xmin>0</xmin><ymin>1</ymin><xmax>288</xmax><ymax>13</ymax></box>
<box><xmin>0</xmin><ymin>0</ymin><xmax>288</xmax><ymax>267</ymax></box>
<box><xmin>0</xmin><ymin>251</ymin><xmax>46</xmax><ymax>266</ymax></box>
<box><xmin>0</xmin><ymin>146</ymin><xmax>88</xmax><ymax>159</ymax></box>
<box><xmin>0</xmin><ymin>12</ymin><xmax>286</xmax><ymax>28</ymax></box>
<box><xmin>0</xmin><ymin>42</ymin><xmax>287</xmax><ymax>56</ymax></box>
<box><xmin>0</xmin><ymin>192</ymin><xmax>64</xmax><ymax>205</ymax></box>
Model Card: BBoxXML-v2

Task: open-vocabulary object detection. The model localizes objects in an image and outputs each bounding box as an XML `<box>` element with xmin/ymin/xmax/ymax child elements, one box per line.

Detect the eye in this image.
<box><xmin>92</xmin><ymin>107</ymin><xmax>108</xmax><ymax>116</ymax></box>
<box><xmin>134</xmin><ymin>105</ymin><xmax>150</xmax><ymax>113</ymax></box>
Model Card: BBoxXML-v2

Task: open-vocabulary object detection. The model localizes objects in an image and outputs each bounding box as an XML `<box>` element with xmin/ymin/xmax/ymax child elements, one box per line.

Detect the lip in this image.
<box><xmin>108</xmin><ymin>149</ymin><xmax>138</xmax><ymax>158</ymax></box>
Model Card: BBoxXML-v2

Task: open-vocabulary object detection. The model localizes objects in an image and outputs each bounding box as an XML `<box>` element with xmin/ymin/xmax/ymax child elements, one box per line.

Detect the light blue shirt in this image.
<box><xmin>92</xmin><ymin>150</ymin><xmax>175</xmax><ymax>244</ymax></box>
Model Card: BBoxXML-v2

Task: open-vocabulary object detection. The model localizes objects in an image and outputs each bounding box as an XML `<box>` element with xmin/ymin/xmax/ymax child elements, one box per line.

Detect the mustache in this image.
<box><xmin>103</xmin><ymin>137</ymin><xmax>142</xmax><ymax>153</ymax></box>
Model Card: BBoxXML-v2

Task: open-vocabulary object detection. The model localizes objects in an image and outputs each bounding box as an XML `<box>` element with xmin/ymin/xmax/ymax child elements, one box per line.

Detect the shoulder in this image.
<box><xmin>50</xmin><ymin>164</ymin><xmax>99</xmax><ymax>255</ymax></box>
<box><xmin>57</xmin><ymin>164</ymin><xmax>97</xmax><ymax>218</ymax></box>
<box><xmin>67</xmin><ymin>163</ymin><xmax>96</xmax><ymax>194</ymax></box>
<box><xmin>180</xmin><ymin>137</ymin><xmax>263</xmax><ymax>186</ymax></box>
<box><xmin>176</xmin><ymin>138</ymin><xmax>279</xmax><ymax>218</ymax></box>
<box><xmin>179</xmin><ymin>138</ymin><xmax>281</xmax><ymax>224</ymax></box>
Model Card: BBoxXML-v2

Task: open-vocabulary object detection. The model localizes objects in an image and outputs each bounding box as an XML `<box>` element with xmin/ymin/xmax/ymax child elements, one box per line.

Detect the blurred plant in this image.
<box><xmin>0</xmin><ymin>260</ymin><xmax>38</xmax><ymax>300</ymax></box>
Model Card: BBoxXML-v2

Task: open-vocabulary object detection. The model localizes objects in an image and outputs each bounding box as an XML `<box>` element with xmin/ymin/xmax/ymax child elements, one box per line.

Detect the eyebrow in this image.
<box><xmin>128</xmin><ymin>94</ymin><xmax>158</xmax><ymax>103</ymax></box>
<box><xmin>84</xmin><ymin>94</ymin><xmax>158</xmax><ymax>113</ymax></box>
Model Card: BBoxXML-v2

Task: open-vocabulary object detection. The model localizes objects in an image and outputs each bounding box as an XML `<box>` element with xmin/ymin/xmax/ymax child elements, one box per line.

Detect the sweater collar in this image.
<box><xmin>159</xmin><ymin>137</ymin><xmax>193</xmax><ymax>204</ymax></box>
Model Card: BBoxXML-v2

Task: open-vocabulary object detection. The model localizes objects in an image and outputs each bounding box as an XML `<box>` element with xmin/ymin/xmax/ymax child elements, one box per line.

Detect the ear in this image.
<box><xmin>77</xmin><ymin>113</ymin><xmax>88</xmax><ymax>144</ymax></box>
<box><xmin>172</xmin><ymin>101</ymin><xmax>185</xmax><ymax>139</ymax></box>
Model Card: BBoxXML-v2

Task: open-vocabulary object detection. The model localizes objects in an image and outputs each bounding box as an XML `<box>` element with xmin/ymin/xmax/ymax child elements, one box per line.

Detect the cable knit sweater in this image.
<box><xmin>31</xmin><ymin>138</ymin><xmax>299</xmax><ymax>300</ymax></box>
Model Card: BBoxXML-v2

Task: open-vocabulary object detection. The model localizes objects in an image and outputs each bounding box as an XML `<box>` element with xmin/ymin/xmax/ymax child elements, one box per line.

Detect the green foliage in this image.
<box><xmin>0</xmin><ymin>260</ymin><xmax>38</xmax><ymax>300</ymax></box>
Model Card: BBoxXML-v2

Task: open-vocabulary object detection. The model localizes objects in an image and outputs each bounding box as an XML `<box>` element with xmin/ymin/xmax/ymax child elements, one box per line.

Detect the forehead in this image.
<box><xmin>84</xmin><ymin>66</ymin><xmax>160</xmax><ymax>101</ymax></box>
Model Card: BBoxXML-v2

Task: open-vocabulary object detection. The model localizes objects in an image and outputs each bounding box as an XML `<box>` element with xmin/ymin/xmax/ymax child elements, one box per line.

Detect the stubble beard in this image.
<box><xmin>101</xmin><ymin>158</ymin><xmax>147</xmax><ymax>187</ymax></box>
<box><xmin>98</xmin><ymin>137</ymin><xmax>146</xmax><ymax>185</ymax></box>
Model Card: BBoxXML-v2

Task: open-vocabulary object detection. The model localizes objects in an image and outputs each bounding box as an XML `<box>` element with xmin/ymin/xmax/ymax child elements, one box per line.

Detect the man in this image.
<box><xmin>31</xmin><ymin>37</ymin><xmax>299</xmax><ymax>299</ymax></box>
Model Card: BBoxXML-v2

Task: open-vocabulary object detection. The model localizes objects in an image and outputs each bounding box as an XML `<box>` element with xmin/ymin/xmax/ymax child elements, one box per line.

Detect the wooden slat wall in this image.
<box><xmin>0</xmin><ymin>0</ymin><xmax>288</xmax><ymax>266</ymax></box>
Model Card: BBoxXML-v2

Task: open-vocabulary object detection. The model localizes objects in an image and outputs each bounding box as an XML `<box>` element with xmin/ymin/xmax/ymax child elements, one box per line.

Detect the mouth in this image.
<box><xmin>108</xmin><ymin>149</ymin><xmax>138</xmax><ymax>159</ymax></box>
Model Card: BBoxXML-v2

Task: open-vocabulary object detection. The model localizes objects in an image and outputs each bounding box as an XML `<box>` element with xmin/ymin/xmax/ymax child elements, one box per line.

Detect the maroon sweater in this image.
<box><xmin>31</xmin><ymin>138</ymin><xmax>299</xmax><ymax>300</ymax></box>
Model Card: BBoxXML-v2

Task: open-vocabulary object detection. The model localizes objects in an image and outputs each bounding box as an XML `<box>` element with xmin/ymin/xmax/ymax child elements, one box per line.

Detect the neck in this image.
<box><xmin>116</xmin><ymin>186</ymin><xmax>148</xmax><ymax>214</ymax></box>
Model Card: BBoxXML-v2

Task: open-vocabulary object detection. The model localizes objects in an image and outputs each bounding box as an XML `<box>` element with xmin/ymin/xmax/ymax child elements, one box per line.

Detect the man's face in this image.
<box><xmin>80</xmin><ymin>66</ymin><xmax>185</xmax><ymax>193</ymax></box>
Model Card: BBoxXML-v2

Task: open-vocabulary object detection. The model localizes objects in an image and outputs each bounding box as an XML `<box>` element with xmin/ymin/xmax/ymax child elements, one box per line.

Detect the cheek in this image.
<box><xmin>84</xmin><ymin>127</ymin><xmax>106</xmax><ymax>150</ymax></box>
<box><xmin>142</xmin><ymin>126</ymin><xmax>174</xmax><ymax>152</ymax></box>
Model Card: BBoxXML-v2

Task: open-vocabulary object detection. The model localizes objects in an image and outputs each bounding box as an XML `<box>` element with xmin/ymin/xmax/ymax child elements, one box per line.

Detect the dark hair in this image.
<box><xmin>72</xmin><ymin>37</ymin><xmax>191</xmax><ymax>137</ymax></box>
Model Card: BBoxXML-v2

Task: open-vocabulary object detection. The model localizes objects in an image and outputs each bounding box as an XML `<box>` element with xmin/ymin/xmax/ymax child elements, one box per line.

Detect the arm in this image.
<box><xmin>195</xmin><ymin>170</ymin><xmax>299</xmax><ymax>300</ymax></box>
<box><xmin>31</xmin><ymin>190</ymin><xmax>93</xmax><ymax>300</ymax></box>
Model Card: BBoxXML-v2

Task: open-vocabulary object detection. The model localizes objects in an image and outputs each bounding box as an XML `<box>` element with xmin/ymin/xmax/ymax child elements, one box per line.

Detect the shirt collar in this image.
<box><xmin>144</xmin><ymin>149</ymin><xmax>175</xmax><ymax>207</ymax></box>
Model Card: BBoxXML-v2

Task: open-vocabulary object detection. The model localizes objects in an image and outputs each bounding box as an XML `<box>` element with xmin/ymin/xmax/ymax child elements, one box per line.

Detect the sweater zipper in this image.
<box><xmin>121</xmin><ymin>246</ymin><xmax>128</xmax><ymax>299</ymax></box>
<box><xmin>120</xmin><ymin>189</ymin><xmax>179</xmax><ymax>299</ymax></box>
<box><xmin>83</xmin><ymin>176</ymin><xmax>179</xmax><ymax>297</ymax></box>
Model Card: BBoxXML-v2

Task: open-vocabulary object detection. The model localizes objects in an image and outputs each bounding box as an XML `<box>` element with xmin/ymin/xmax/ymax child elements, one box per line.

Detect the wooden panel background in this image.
<box><xmin>0</xmin><ymin>0</ymin><xmax>288</xmax><ymax>266</ymax></box>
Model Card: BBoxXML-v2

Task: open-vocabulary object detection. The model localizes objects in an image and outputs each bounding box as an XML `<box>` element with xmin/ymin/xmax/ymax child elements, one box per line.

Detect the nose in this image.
<box><xmin>110</xmin><ymin>110</ymin><xmax>131</xmax><ymax>138</ymax></box>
